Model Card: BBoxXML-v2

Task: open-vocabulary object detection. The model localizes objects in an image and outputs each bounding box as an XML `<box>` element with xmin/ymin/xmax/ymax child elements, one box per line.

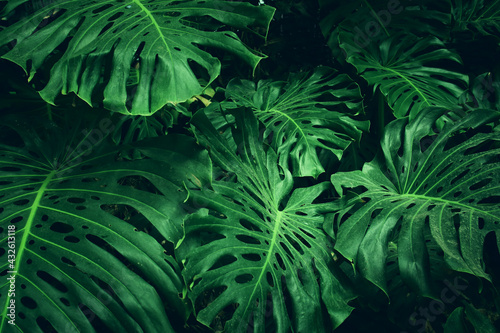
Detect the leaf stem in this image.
<box><xmin>362</xmin><ymin>0</ymin><xmax>390</xmax><ymax>37</ymax></box>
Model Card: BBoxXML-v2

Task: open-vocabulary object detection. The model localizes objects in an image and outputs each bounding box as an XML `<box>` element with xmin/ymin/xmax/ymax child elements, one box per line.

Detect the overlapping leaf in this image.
<box><xmin>339</xmin><ymin>32</ymin><xmax>468</xmax><ymax>119</ymax></box>
<box><xmin>0</xmin><ymin>116</ymin><xmax>211</xmax><ymax>332</ymax></box>
<box><xmin>330</xmin><ymin>108</ymin><xmax>500</xmax><ymax>296</ymax></box>
<box><xmin>319</xmin><ymin>0</ymin><xmax>451</xmax><ymax>63</ymax></box>
<box><xmin>452</xmin><ymin>0</ymin><xmax>500</xmax><ymax>37</ymax></box>
<box><xmin>218</xmin><ymin>67</ymin><xmax>368</xmax><ymax>178</ymax></box>
<box><xmin>178</xmin><ymin>109</ymin><xmax>354</xmax><ymax>332</ymax></box>
<box><xmin>0</xmin><ymin>0</ymin><xmax>274</xmax><ymax>115</ymax></box>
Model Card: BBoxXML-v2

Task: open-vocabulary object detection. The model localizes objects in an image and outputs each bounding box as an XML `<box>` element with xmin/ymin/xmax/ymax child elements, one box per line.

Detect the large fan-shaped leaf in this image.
<box><xmin>452</xmin><ymin>0</ymin><xmax>500</xmax><ymax>37</ymax></box>
<box><xmin>330</xmin><ymin>108</ymin><xmax>500</xmax><ymax>297</ymax></box>
<box><xmin>0</xmin><ymin>116</ymin><xmax>211</xmax><ymax>332</ymax></box>
<box><xmin>0</xmin><ymin>0</ymin><xmax>274</xmax><ymax>115</ymax></box>
<box><xmin>339</xmin><ymin>32</ymin><xmax>468</xmax><ymax>119</ymax></box>
<box><xmin>219</xmin><ymin>67</ymin><xmax>368</xmax><ymax>178</ymax></box>
<box><xmin>178</xmin><ymin>109</ymin><xmax>354</xmax><ymax>332</ymax></box>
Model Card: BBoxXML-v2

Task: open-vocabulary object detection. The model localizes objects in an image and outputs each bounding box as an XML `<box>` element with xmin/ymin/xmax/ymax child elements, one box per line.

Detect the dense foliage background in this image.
<box><xmin>0</xmin><ymin>0</ymin><xmax>499</xmax><ymax>332</ymax></box>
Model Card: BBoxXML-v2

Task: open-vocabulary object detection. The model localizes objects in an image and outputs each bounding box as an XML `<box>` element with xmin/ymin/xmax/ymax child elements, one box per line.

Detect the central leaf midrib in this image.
<box><xmin>243</xmin><ymin>210</ymin><xmax>283</xmax><ymax>317</ymax></box>
<box><xmin>132</xmin><ymin>0</ymin><xmax>175</xmax><ymax>99</ymax></box>
<box><xmin>265</xmin><ymin>107</ymin><xmax>310</xmax><ymax>149</ymax></box>
<box><xmin>374</xmin><ymin>65</ymin><xmax>431</xmax><ymax>106</ymax></box>
<box><xmin>401</xmin><ymin>193</ymin><xmax>499</xmax><ymax>220</ymax></box>
<box><xmin>0</xmin><ymin>170</ymin><xmax>56</xmax><ymax>332</ymax></box>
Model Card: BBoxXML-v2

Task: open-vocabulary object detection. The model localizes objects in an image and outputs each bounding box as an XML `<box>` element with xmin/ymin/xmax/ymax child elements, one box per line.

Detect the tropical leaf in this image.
<box><xmin>0</xmin><ymin>115</ymin><xmax>211</xmax><ymax>332</ymax></box>
<box><xmin>330</xmin><ymin>107</ymin><xmax>500</xmax><ymax>297</ymax></box>
<box><xmin>339</xmin><ymin>32</ymin><xmax>468</xmax><ymax>119</ymax></box>
<box><xmin>217</xmin><ymin>67</ymin><xmax>368</xmax><ymax>178</ymax></box>
<box><xmin>319</xmin><ymin>0</ymin><xmax>451</xmax><ymax>64</ymax></box>
<box><xmin>111</xmin><ymin>108</ymin><xmax>177</xmax><ymax>160</ymax></box>
<box><xmin>444</xmin><ymin>307</ymin><xmax>468</xmax><ymax>333</ymax></box>
<box><xmin>452</xmin><ymin>0</ymin><xmax>500</xmax><ymax>37</ymax></box>
<box><xmin>465</xmin><ymin>70</ymin><xmax>500</xmax><ymax>110</ymax></box>
<box><xmin>178</xmin><ymin>109</ymin><xmax>354</xmax><ymax>332</ymax></box>
<box><xmin>0</xmin><ymin>0</ymin><xmax>274</xmax><ymax>115</ymax></box>
<box><xmin>444</xmin><ymin>303</ymin><xmax>497</xmax><ymax>333</ymax></box>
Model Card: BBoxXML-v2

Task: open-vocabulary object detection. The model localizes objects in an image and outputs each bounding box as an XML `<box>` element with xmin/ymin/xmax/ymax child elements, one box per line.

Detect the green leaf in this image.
<box><xmin>178</xmin><ymin>109</ymin><xmax>354</xmax><ymax>332</ymax></box>
<box><xmin>330</xmin><ymin>107</ymin><xmax>500</xmax><ymax>296</ymax></box>
<box><xmin>0</xmin><ymin>116</ymin><xmax>211</xmax><ymax>332</ymax></box>
<box><xmin>218</xmin><ymin>67</ymin><xmax>368</xmax><ymax>178</ymax></box>
<box><xmin>0</xmin><ymin>0</ymin><xmax>274</xmax><ymax>115</ymax></box>
<box><xmin>319</xmin><ymin>0</ymin><xmax>451</xmax><ymax>65</ymax></box>
<box><xmin>444</xmin><ymin>302</ymin><xmax>497</xmax><ymax>333</ymax></box>
<box><xmin>339</xmin><ymin>32</ymin><xmax>468</xmax><ymax>119</ymax></box>
<box><xmin>452</xmin><ymin>0</ymin><xmax>500</xmax><ymax>37</ymax></box>
<box><xmin>466</xmin><ymin>70</ymin><xmax>500</xmax><ymax>111</ymax></box>
<box><xmin>463</xmin><ymin>302</ymin><xmax>496</xmax><ymax>333</ymax></box>
<box><xmin>444</xmin><ymin>307</ymin><xmax>468</xmax><ymax>333</ymax></box>
<box><xmin>111</xmin><ymin>109</ymin><xmax>176</xmax><ymax>159</ymax></box>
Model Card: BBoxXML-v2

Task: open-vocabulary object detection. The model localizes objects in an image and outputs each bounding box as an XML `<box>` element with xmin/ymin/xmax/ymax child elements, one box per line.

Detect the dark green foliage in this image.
<box><xmin>0</xmin><ymin>0</ymin><xmax>499</xmax><ymax>332</ymax></box>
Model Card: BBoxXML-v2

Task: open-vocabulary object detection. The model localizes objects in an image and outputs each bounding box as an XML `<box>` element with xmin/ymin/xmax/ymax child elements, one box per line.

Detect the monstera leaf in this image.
<box><xmin>0</xmin><ymin>115</ymin><xmax>210</xmax><ymax>332</ymax></box>
<box><xmin>339</xmin><ymin>32</ymin><xmax>468</xmax><ymax>119</ymax></box>
<box><xmin>452</xmin><ymin>0</ymin><xmax>500</xmax><ymax>37</ymax></box>
<box><xmin>319</xmin><ymin>0</ymin><xmax>451</xmax><ymax>64</ymax></box>
<box><xmin>0</xmin><ymin>0</ymin><xmax>274</xmax><ymax>115</ymax></box>
<box><xmin>178</xmin><ymin>109</ymin><xmax>354</xmax><ymax>332</ymax></box>
<box><xmin>330</xmin><ymin>108</ymin><xmax>500</xmax><ymax>297</ymax></box>
<box><xmin>218</xmin><ymin>67</ymin><xmax>368</xmax><ymax>178</ymax></box>
<box><xmin>444</xmin><ymin>303</ymin><xmax>497</xmax><ymax>333</ymax></box>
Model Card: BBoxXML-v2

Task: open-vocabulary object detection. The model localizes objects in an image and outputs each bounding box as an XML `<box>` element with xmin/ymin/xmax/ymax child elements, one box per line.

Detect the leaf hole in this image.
<box><xmin>37</xmin><ymin>270</ymin><xmax>68</xmax><ymax>293</ymax></box>
<box><xmin>478</xmin><ymin>196</ymin><xmax>500</xmax><ymax>205</ymax></box>
<box><xmin>13</xmin><ymin>199</ymin><xmax>29</xmax><ymax>206</ymax></box>
<box><xmin>478</xmin><ymin>217</ymin><xmax>485</xmax><ymax>230</ymax></box>
<box><xmin>235</xmin><ymin>234</ymin><xmax>260</xmax><ymax>245</ymax></box>
<box><xmin>10</xmin><ymin>216</ymin><xmax>23</xmax><ymax>224</ymax></box>
<box><xmin>406</xmin><ymin>203</ymin><xmax>416</xmax><ymax>210</ymax></box>
<box><xmin>36</xmin><ymin>316</ymin><xmax>55</xmax><ymax>332</ymax></box>
<box><xmin>92</xmin><ymin>4</ymin><xmax>113</xmax><ymax>13</ymax></box>
<box><xmin>208</xmin><ymin>255</ymin><xmax>237</xmax><ymax>272</ymax></box>
<box><xmin>67</xmin><ymin>197</ymin><xmax>86</xmax><ymax>204</ymax></box>
<box><xmin>292</xmin><ymin>231</ymin><xmax>311</xmax><ymax>248</ymax></box>
<box><xmin>371</xmin><ymin>208</ymin><xmax>383</xmax><ymax>219</ymax></box>
<box><xmin>469</xmin><ymin>178</ymin><xmax>492</xmax><ymax>191</ymax></box>
<box><xmin>107</xmin><ymin>12</ymin><xmax>124</xmax><ymax>21</ymax></box>
<box><xmin>64</xmin><ymin>236</ymin><xmax>80</xmax><ymax>243</ymax></box>
<box><xmin>239</xmin><ymin>219</ymin><xmax>262</xmax><ymax>232</ymax></box>
<box><xmin>235</xmin><ymin>274</ymin><xmax>254</xmax><ymax>284</ymax></box>
<box><xmin>266</xmin><ymin>272</ymin><xmax>274</xmax><ymax>287</ymax></box>
<box><xmin>61</xmin><ymin>257</ymin><xmax>76</xmax><ymax>267</ymax></box>
<box><xmin>275</xmin><ymin>253</ymin><xmax>286</xmax><ymax>270</ymax></box>
<box><xmin>21</xmin><ymin>296</ymin><xmax>37</xmax><ymax>309</ymax></box>
<box><xmin>50</xmin><ymin>222</ymin><xmax>74</xmax><ymax>234</ymax></box>
<box><xmin>436</xmin><ymin>163</ymin><xmax>453</xmax><ymax>178</ymax></box>
<box><xmin>242</xmin><ymin>253</ymin><xmax>261</xmax><ymax>262</ymax></box>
